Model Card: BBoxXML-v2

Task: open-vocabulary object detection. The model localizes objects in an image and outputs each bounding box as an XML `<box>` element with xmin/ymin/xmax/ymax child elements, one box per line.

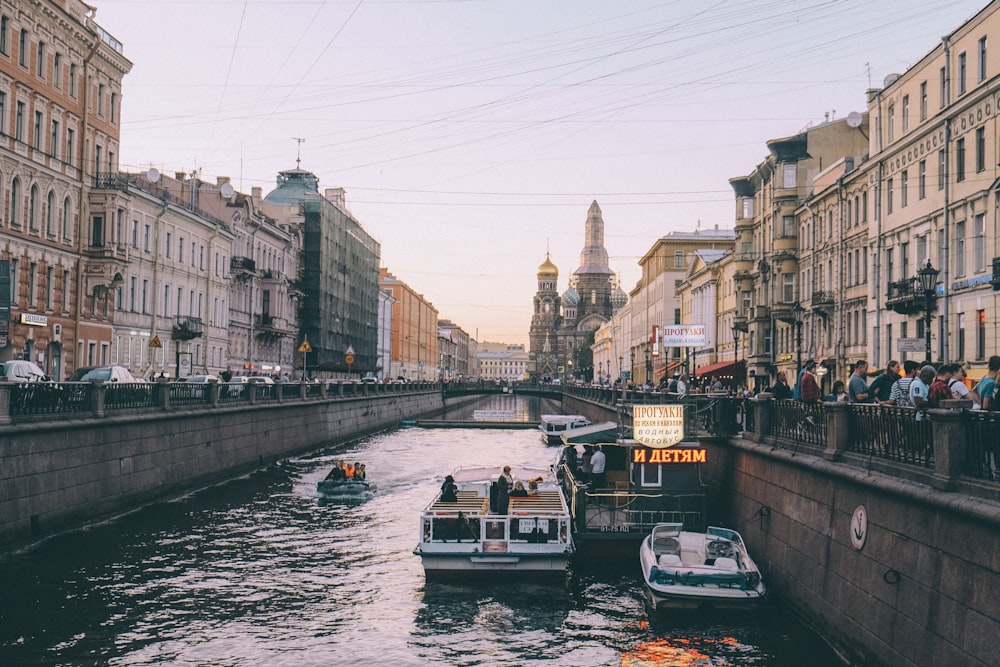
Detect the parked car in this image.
<box><xmin>67</xmin><ymin>365</ymin><xmax>137</xmax><ymax>383</ymax></box>
<box><xmin>361</xmin><ymin>373</ymin><xmax>378</xmax><ymax>384</ymax></box>
<box><xmin>0</xmin><ymin>360</ymin><xmax>49</xmax><ymax>382</ymax></box>
<box><xmin>182</xmin><ymin>374</ymin><xmax>218</xmax><ymax>383</ymax></box>
<box><xmin>245</xmin><ymin>376</ymin><xmax>275</xmax><ymax>384</ymax></box>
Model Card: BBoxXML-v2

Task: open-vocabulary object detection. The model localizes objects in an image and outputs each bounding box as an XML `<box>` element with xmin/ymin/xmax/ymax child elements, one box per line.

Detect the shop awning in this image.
<box><xmin>694</xmin><ymin>359</ymin><xmax>745</xmax><ymax>378</ymax></box>
<box><xmin>561</xmin><ymin>421</ymin><xmax>622</xmax><ymax>446</ymax></box>
<box><xmin>654</xmin><ymin>359</ymin><xmax>685</xmax><ymax>378</ymax></box>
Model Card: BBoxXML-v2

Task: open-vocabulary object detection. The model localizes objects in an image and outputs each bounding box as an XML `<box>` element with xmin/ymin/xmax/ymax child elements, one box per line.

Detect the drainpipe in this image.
<box><xmin>143</xmin><ymin>199</ymin><xmax>170</xmax><ymax>376</ymax></box>
<box><xmin>941</xmin><ymin>35</ymin><xmax>952</xmax><ymax>363</ymax></box>
<box><xmin>874</xmin><ymin>91</ymin><xmax>884</xmax><ymax>369</ymax></box>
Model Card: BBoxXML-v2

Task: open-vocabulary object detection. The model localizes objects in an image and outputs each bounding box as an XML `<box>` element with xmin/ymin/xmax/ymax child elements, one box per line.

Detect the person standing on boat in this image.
<box><xmin>497</xmin><ymin>465</ymin><xmax>514</xmax><ymax>514</ymax></box>
<box><xmin>590</xmin><ymin>446</ymin><xmax>607</xmax><ymax>490</ymax></box>
<box><xmin>440</xmin><ymin>475</ymin><xmax>458</xmax><ymax>502</ymax></box>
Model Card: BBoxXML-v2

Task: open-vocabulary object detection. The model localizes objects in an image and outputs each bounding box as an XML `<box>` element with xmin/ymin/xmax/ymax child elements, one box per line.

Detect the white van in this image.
<box><xmin>0</xmin><ymin>360</ymin><xmax>48</xmax><ymax>382</ymax></box>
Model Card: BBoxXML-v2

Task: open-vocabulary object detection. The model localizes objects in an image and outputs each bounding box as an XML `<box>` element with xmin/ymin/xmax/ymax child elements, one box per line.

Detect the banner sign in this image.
<box><xmin>651</xmin><ymin>325</ymin><xmax>659</xmax><ymax>357</ymax></box>
<box><xmin>661</xmin><ymin>324</ymin><xmax>706</xmax><ymax>347</ymax></box>
<box><xmin>632</xmin><ymin>404</ymin><xmax>685</xmax><ymax>448</ymax></box>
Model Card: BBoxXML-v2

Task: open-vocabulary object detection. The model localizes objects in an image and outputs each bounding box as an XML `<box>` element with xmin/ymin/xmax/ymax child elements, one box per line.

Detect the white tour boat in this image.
<box><xmin>539</xmin><ymin>414</ymin><xmax>591</xmax><ymax>445</ymax></box>
<box><xmin>639</xmin><ymin>523</ymin><xmax>766</xmax><ymax>609</ymax></box>
<box><xmin>414</xmin><ymin>465</ymin><xmax>575</xmax><ymax>576</ymax></box>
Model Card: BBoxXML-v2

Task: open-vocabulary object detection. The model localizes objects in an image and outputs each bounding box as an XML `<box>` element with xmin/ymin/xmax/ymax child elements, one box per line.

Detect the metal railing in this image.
<box><xmin>962</xmin><ymin>411</ymin><xmax>1000</xmax><ymax>480</ymax></box>
<box><xmin>847</xmin><ymin>404</ymin><xmax>933</xmax><ymax>466</ymax></box>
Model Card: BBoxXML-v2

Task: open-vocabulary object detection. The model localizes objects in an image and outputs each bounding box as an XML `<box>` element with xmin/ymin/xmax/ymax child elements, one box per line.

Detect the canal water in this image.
<box><xmin>0</xmin><ymin>396</ymin><xmax>844</xmax><ymax>666</ymax></box>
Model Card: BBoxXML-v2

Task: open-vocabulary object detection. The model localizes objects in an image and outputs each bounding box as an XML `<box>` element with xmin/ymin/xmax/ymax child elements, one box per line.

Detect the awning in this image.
<box><xmin>561</xmin><ymin>421</ymin><xmax>622</xmax><ymax>446</ymax></box>
<box><xmin>694</xmin><ymin>359</ymin><xmax>745</xmax><ymax>377</ymax></box>
<box><xmin>654</xmin><ymin>359</ymin><xmax>685</xmax><ymax>378</ymax></box>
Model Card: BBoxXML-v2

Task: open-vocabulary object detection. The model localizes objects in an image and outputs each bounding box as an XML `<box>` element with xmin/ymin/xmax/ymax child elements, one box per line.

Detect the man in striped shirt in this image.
<box><xmin>888</xmin><ymin>360</ymin><xmax>920</xmax><ymax>407</ymax></box>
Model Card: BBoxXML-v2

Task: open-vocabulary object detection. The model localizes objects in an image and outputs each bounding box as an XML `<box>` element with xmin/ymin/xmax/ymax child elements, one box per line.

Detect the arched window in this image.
<box><xmin>46</xmin><ymin>190</ymin><xmax>54</xmax><ymax>235</ymax></box>
<box><xmin>62</xmin><ymin>196</ymin><xmax>71</xmax><ymax>240</ymax></box>
<box><xmin>28</xmin><ymin>184</ymin><xmax>38</xmax><ymax>231</ymax></box>
<box><xmin>9</xmin><ymin>177</ymin><xmax>20</xmax><ymax>228</ymax></box>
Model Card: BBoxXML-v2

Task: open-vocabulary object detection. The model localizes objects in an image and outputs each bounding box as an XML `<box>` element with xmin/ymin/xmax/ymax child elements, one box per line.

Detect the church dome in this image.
<box><xmin>562</xmin><ymin>287</ymin><xmax>580</xmax><ymax>306</ymax></box>
<box><xmin>537</xmin><ymin>253</ymin><xmax>558</xmax><ymax>277</ymax></box>
<box><xmin>611</xmin><ymin>284</ymin><xmax>628</xmax><ymax>311</ymax></box>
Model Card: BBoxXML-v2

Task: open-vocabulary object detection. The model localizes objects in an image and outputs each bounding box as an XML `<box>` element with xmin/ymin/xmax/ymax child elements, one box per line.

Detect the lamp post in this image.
<box><xmin>918</xmin><ymin>260</ymin><xmax>940</xmax><ymax>363</ymax></box>
<box><xmin>630</xmin><ymin>349</ymin><xmax>635</xmax><ymax>385</ymax></box>
<box><xmin>645</xmin><ymin>349</ymin><xmax>651</xmax><ymax>385</ymax></box>
<box><xmin>792</xmin><ymin>302</ymin><xmax>804</xmax><ymax>390</ymax></box>
<box><xmin>619</xmin><ymin>355</ymin><xmax>623</xmax><ymax>382</ymax></box>
<box><xmin>731</xmin><ymin>324</ymin><xmax>741</xmax><ymax>393</ymax></box>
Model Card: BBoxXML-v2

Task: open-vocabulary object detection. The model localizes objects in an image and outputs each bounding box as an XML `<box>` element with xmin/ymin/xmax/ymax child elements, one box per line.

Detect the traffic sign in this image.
<box><xmin>345</xmin><ymin>353</ymin><xmax>355</xmax><ymax>365</ymax></box>
<box><xmin>345</xmin><ymin>345</ymin><xmax>355</xmax><ymax>355</ymax></box>
<box><xmin>298</xmin><ymin>338</ymin><xmax>313</xmax><ymax>353</ymax></box>
<box><xmin>149</xmin><ymin>335</ymin><xmax>162</xmax><ymax>348</ymax></box>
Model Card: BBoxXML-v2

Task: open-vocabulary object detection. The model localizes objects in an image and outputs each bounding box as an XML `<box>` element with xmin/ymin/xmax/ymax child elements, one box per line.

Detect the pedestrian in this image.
<box><xmin>772</xmin><ymin>371</ymin><xmax>793</xmax><ymax>399</ymax></box>
<box><xmin>948</xmin><ymin>364</ymin><xmax>980</xmax><ymax>409</ymax></box>
<box><xmin>870</xmin><ymin>360</ymin><xmax>900</xmax><ymax>404</ymax></box>
<box><xmin>800</xmin><ymin>360</ymin><xmax>821</xmax><ymax>403</ymax></box>
<box><xmin>910</xmin><ymin>364</ymin><xmax>936</xmax><ymax>419</ymax></box>
<box><xmin>975</xmin><ymin>355</ymin><xmax>1000</xmax><ymax>410</ymax></box>
<box><xmin>927</xmin><ymin>364</ymin><xmax>954</xmax><ymax>408</ymax></box>
<box><xmin>888</xmin><ymin>360</ymin><xmax>920</xmax><ymax>407</ymax></box>
<box><xmin>826</xmin><ymin>380</ymin><xmax>848</xmax><ymax>402</ymax></box>
<box><xmin>848</xmin><ymin>360</ymin><xmax>872</xmax><ymax>403</ymax></box>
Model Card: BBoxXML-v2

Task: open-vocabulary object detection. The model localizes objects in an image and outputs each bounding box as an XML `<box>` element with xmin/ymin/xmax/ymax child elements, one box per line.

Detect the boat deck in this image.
<box><xmin>427</xmin><ymin>489</ymin><xmax>566</xmax><ymax>515</ymax></box>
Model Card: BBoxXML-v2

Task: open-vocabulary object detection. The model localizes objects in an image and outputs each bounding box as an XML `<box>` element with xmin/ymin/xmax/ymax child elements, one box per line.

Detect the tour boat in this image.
<box><xmin>414</xmin><ymin>465</ymin><xmax>575</xmax><ymax>577</ymax></box>
<box><xmin>539</xmin><ymin>414</ymin><xmax>591</xmax><ymax>444</ymax></box>
<box><xmin>639</xmin><ymin>523</ymin><xmax>766</xmax><ymax>609</ymax></box>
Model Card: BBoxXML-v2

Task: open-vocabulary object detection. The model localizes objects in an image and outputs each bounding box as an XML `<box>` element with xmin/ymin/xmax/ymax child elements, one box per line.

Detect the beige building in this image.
<box><xmin>478</xmin><ymin>341</ymin><xmax>529</xmax><ymax>381</ymax></box>
<box><xmin>380</xmin><ymin>268</ymin><xmax>438</xmax><ymax>381</ymax></box>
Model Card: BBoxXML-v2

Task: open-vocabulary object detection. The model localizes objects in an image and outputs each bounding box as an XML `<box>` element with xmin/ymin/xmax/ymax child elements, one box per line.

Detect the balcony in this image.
<box><xmin>811</xmin><ymin>290</ymin><xmax>834</xmax><ymax>315</ymax></box>
<box><xmin>172</xmin><ymin>316</ymin><xmax>204</xmax><ymax>341</ymax></box>
<box><xmin>230</xmin><ymin>256</ymin><xmax>256</xmax><ymax>278</ymax></box>
<box><xmin>886</xmin><ymin>278</ymin><xmax>927</xmax><ymax>315</ymax></box>
<box><xmin>771</xmin><ymin>302</ymin><xmax>796</xmax><ymax>324</ymax></box>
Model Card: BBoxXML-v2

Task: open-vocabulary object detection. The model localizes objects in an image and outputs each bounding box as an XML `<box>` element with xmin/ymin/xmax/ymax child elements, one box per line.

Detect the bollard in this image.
<box><xmin>750</xmin><ymin>393</ymin><xmax>772</xmax><ymax>443</ymax></box>
<box><xmin>0</xmin><ymin>379</ymin><xmax>11</xmax><ymax>425</ymax></box>
<box><xmin>822</xmin><ymin>401</ymin><xmax>849</xmax><ymax>461</ymax></box>
<box><xmin>208</xmin><ymin>378</ymin><xmax>220</xmax><ymax>408</ymax></box>
<box><xmin>928</xmin><ymin>406</ymin><xmax>968</xmax><ymax>491</ymax></box>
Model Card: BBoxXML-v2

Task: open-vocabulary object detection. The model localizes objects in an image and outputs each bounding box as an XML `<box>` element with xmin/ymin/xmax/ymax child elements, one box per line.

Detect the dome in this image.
<box><xmin>611</xmin><ymin>285</ymin><xmax>628</xmax><ymax>311</ymax></box>
<box><xmin>537</xmin><ymin>253</ymin><xmax>558</xmax><ymax>277</ymax></box>
<box><xmin>562</xmin><ymin>287</ymin><xmax>580</xmax><ymax>306</ymax></box>
<box><xmin>264</xmin><ymin>167</ymin><xmax>320</xmax><ymax>205</ymax></box>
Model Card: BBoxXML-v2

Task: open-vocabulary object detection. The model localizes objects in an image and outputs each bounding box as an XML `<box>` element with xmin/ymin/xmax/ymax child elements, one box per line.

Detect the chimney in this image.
<box><xmin>324</xmin><ymin>187</ymin><xmax>346</xmax><ymax>209</ymax></box>
<box><xmin>217</xmin><ymin>176</ymin><xmax>230</xmax><ymax>186</ymax></box>
<box><xmin>251</xmin><ymin>186</ymin><xmax>262</xmax><ymax>200</ymax></box>
<box><xmin>175</xmin><ymin>171</ymin><xmax>186</xmax><ymax>181</ymax></box>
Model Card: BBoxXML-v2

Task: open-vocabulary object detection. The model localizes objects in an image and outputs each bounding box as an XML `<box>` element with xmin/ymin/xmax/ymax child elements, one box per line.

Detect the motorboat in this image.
<box><xmin>316</xmin><ymin>464</ymin><xmax>374</xmax><ymax>495</ymax></box>
<box><xmin>539</xmin><ymin>414</ymin><xmax>590</xmax><ymax>444</ymax></box>
<box><xmin>639</xmin><ymin>523</ymin><xmax>766</xmax><ymax>609</ymax></box>
<box><xmin>414</xmin><ymin>465</ymin><xmax>574</xmax><ymax>577</ymax></box>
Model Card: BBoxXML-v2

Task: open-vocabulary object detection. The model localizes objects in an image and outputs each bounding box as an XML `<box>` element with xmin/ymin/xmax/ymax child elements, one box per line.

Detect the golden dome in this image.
<box><xmin>537</xmin><ymin>253</ymin><xmax>558</xmax><ymax>277</ymax></box>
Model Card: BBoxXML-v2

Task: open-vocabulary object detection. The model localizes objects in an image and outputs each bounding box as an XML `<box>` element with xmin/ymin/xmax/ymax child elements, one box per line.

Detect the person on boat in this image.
<box><xmin>497</xmin><ymin>465</ymin><xmax>513</xmax><ymax>513</ymax></box>
<box><xmin>354</xmin><ymin>464</ymin><xmax>366</xmax><ymax>481</ymax></box>
<box><xmin>440</xmin><ymin>475</ymin><xmax>458</xmax><ymax>502</ymax></box>
<box><xmin>561</xmin><ymin>445</ymin><xmax>578</xmax><ymax>474</ymax></box>
<box><xmin>329</xmin><ymin>463</ymin><xmax>346</xmax><ymax>481</ymax></box>
<box><xmin>526</xmin><ymin>478</ymin><xmax>543</xmax><ymax>496</ymax></box>
<box><xmin>510</xmin><ymin>481</ymin><xmax>529</xmax><ymax>497</ymax></box>
<box><xmin>590</xmin><ymin>446</ymin><xmax>607</xmax><ymax>490</ymax></box>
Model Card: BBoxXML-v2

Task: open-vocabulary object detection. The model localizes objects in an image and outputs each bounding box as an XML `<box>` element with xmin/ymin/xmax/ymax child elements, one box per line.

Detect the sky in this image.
<box><xmin>93</xmin><ymin>0</ymin><xmax>990</xmax><ymax>346</ymax></box>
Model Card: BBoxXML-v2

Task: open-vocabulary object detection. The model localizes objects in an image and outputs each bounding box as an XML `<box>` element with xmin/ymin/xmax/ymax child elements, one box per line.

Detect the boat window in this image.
<box><xmin>431</xmin><ymin>517</ymin><xmax>480</xmax><ymax>542</ymax></box>
<box><xmin>639</xmin><ymin>463</ymin><xmax>662</xmax><ymax>487</ymax></box>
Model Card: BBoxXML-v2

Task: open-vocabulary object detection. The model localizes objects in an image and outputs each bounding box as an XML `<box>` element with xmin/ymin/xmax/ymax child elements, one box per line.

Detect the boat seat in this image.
<box><xmin>652</xmin><ymin>537</ymin><xmax>680</xmax><ymax>556</ymax></box>
<box><xmin>657</xmin><ymin>554</ymin><xmax>682</xmax><ymax>567</ymax></box>
<box><xmin>714</xmin><ymin>557</ymin><xmax>739</xmax><ymax>571</ymax></box>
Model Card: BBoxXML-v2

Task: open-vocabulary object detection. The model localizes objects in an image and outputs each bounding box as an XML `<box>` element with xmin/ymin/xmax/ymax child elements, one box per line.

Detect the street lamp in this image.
<box><xmin>645</xmin><ymin>349</ymin><xmax>651</xmax><ymax>385</ymax></box>
<box><xmin>619</xmin><ymin>355</ymin><xmax>623</xmax><ymax>382</ymax></box>
<box><xmin>792</xmin><ymin>302</ymin><xmax>804</xmax><ymax>389</ymax></box>
<box><xmin>630</xmin><ymin>349</ymin><xmax>635</xmax><ymax>384</ymax></box>
<box><xmin>918</xmin><ymin>260</ymin><xmax>940</xmax><ymax>363</ymax></box>
<box><xmin>731</xmin><ymin>324</ymin><xmax>741</xmax><ymax>393</ymax></box>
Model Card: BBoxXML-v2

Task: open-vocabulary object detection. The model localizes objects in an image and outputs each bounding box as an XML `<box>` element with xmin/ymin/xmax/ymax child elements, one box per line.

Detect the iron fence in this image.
<box><xmin>104</xmin><ymin>383</ymin><xmax>157</xmax><ymax>411</ymax></box>
<box><xmin>170</xmin><ymin>383</ymin><xmax>211</xmax><ymax>407</ymax></box>
<box><xmin>8</xmin><ymin>382</ymin><xmax>92</xmax><ymax>416</ymax></box>
<box><xmin>962</xmin><ymin>411</ymin><xmax>1000</xmax><ymax>480</ymax></box>
<box><xmin>847</xmin><ymin>404</ymin><xmax>933</xmax><ymax>466</ymax></box>
<box><xmin>771</xmin><ymin>399</ymin><xmax>827</xmax><ymax>447</ymax></box>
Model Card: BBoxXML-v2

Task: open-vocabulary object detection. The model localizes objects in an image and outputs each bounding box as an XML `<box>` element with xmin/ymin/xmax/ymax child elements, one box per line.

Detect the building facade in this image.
<box><xmin>380</xmin><ymin>268</ymin><xmax>438</xmax><ymax>381</ymax></box>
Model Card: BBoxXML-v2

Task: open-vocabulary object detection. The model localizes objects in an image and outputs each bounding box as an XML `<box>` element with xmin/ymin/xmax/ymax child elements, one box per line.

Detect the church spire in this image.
<box><xmin>577</xmin><ymin>200</ymin><xmax>610</xmax><ymax>272</ymax></box>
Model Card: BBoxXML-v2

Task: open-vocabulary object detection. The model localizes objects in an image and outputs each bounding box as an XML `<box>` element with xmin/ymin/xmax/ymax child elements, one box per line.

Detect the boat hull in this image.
<box><xmin>415</xmin><ymin>550</ymin><xmax>571</xmax><ymax>576</ymax></box>
<box><xmin>316</xmin><ymin>479</ymin><xmax>373</xmax><ymax>495</ymax></box>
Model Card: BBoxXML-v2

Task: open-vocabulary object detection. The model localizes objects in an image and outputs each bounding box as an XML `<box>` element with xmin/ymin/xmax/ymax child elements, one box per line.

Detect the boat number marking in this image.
<box><xmin>850</xmin><ymin>505</ymin><xmax>868</xmax><ymax>551</ymax></box>
<box><xmin>599</xmin><ymin>525</ymin><xmax>634</xmax><ymax>533</ymax></box>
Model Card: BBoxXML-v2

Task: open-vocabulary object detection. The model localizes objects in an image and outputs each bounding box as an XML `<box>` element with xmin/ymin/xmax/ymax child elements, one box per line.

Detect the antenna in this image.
<box><xmin>293</xmin><ymin>137</ymin><xmax>306</xmax><ymax>168</ymax></box>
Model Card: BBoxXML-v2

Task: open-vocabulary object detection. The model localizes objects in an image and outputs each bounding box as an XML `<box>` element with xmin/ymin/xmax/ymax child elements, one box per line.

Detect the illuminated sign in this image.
<box><xmin>632</xmin><ymin>447</ymin><xmax>707</xmax><ymax>464</ymax></box>
<box><xmin>661</xmin><ymin>324</ymin><xmax>706</xmax><ymax>347</ymax></box>
<box><xmin>20</xmin><ymin>313</ymin><xmax>48</xmax><ymax>326</ymax></box>
<box><xmin>632</xmin><ymin>404</ymin><xmax>685</xmax><ymax>448</ymax></box>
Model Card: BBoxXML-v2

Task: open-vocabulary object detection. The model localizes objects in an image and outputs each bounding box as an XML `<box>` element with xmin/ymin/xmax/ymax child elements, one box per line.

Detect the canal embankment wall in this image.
<box><xmin>0</xmin><ymin>389</ymin><xmax>468</xmax><ymax>553</ymax></box>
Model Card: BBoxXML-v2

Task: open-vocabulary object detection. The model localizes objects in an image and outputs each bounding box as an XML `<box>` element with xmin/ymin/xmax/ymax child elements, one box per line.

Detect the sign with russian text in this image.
<box><xmin>473</xmin><ymin>409</ymin><xmax>515</xmax><ymax>420</ymax></box>
<box><xmin>632</xmin><ymin>447</ymin><xmax>707</xmax><ymax>464</ymax></box>
<box><xmin>632</xmin><ymin>404</ymin><xmax>685</xmax><ymax>448</ymax></box>
<box><xmin>20</xmin><ymin>313</ymin><xmax>47</xmax><ymax>326</ymax></box>
<box><xmin>896</xmin><ymin>337</ymin><xmax>925</xmax><ymax>353</ymax></box>
<box><xmin>660</xmin><ymin>324</ymin><xmax>706</xmax><ymax>347</ymax></box>
<box><xmin>652</xmin><ymin>325</ymin><xmax>659</xmax><ymax>357</ymax></box>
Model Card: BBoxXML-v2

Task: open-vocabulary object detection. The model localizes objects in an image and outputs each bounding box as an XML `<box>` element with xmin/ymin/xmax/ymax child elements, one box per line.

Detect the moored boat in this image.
<box><xmin>639</xmin><ymin>523</ymin><xmax>766</xmax><ymax>610</ymax></box>
<box><xmin>414</xmin><ymin>465</ymin><xmax>574</xmax><ymax>577</ymax></box>
<box><xmin>539</xmin><ymin>414</ymin><xmax>590</xmax><ymax>444</ymax></box>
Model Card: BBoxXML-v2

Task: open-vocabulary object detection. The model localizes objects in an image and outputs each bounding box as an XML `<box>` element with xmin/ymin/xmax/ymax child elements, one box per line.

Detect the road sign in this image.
<box><xmin>298</xmin><ymin>339</ymin><xmax>313</xmax><ymax>353</ymax></box>
<box><xmin>149</xmin><ymin>335</ymin><xmax>162</xmax><ymax>348</ymax></box>
<box><xmin>897</xmin><ymin>337</ymin><xmax>925</xmax><ymax>353</ymax></box>
<box><xmin>345</xmin><ymin>344</ymin><xmax>355</xmax><ymax>355</ymax></box>
<box><xmin>345</xmin><ymin>353</ymin><xmax>355</xmax><ymax>365</ymax></box>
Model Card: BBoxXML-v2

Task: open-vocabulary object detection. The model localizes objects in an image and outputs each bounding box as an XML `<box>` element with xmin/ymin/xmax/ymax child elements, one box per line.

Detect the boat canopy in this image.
<box><xmin>560</xmin><ymin>421</ymin><xmax>623</xmax><ymax>446</ymax></box>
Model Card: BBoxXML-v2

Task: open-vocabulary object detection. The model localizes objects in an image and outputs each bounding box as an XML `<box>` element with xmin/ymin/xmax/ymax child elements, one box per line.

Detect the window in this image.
<box><xmin>901</xmin><ymin>242</ymin><xmax>909</xmax><ymax>280</ymax></box>
<box><xmin>91</xmin><ymin>215</ymin><xmax>103</xmax><ymax>247</ymax></box>
<box><xmin>110</xmin><ymin>92</ymin><xmax>117</xmax><ymax>124</ymax></box>
<box><xmin>956</xmin><ymin>137</ymin><xmax>966</xmax><ymax>181</ymax></box>
<box><xmin>781</xmin><ymin>274</ymin><xmax>794</xmax><ymax>303</ymax></box>
<box><xmin>0</xmin><ymin>16</ymin><xmax>7</xmax><ymax>55</ymax></box>
<box><xmin>887</xmin><ymin>104</ymin><xmax>894</xmax><ymax>141</ymax></box>
<box><xmin>958</xmin><ymin>52</ymin><xmax>967</xmax><ymax>95</ymax></box>
<box><xmin>15</xmin><ymin>100</ymin><xmax>24</xmax><ymax>141</ymax></box>
<box><xmin>920</xmin><ymin>81</ymin><xmax>927</xmax><ymax>120</ymax></box>
<box><xmin>142</xmin><ymin>279</ymin><xmax>149</xmax><ymax>314</ymax></box>
<box><xmin>97</xmin><ymin>83</ymin><xmax>104</xmax><ymax>116</ymax></box>
<box><xmin>62</xmin><ymin>196</ymin><xmax>70</xmax><ymax>241</ymax></box>
<box><xmin>69</xmin><ymin>63</ymin><xmax>76</xmax><ymax>97</ymax></box>
<box><xmin>918</xmin><ymin>160</ymin><xmax>926</xmax><ymax>199</ymax></box>
<box><xmin>886</xmin><ymin>178</ymin><xmax>893</xmax><ymax>214</ymax></box>
<box><xmin>28</xmin><ymin>263</ymin><xmax>36</xmax><ymax>307</ymax></box>
<box><xmin>191</xmin><ymin>242</ymin><xmax>196</xmax><ymax>267</ymax></box>
<box><xmin>131</xmin><ymin>219</ymin><xmax>138</xmax><ymax>248</ymax></box>
<box><xmin>163</xmin><ymin>285</ymin><xmax>170</xmax><ymax>317</ymax></box>
<box><xmin>940</xmin><ymin>66</ymin><xmax>947</xmax><ymax>108</ymax></box>
<box><xmin>974</xmin><ymin>212</ymin><xmax>986</xmax><ymax>273</ymax></box>
<box><xmin>18</xmin><ymin>29</ymin><xmax>26</xmax><ymax>67</ymax></box>
<box><xmin>741</xmin><ymin>197</ymin><xmax>753</xmax><ymax>219</ymax></box>
<box><xmin>179</xmin><ymin>237</ymin><xmax>184</xmax><ymax>263</ymax></box>
<box><xmin>901</xmin><ymin>170</ymin><xmax>908</xmax><ymax>208</ymax></box>
<box><xmin>66</xmin><ymin>128</ymin><xmax>73</xmax><ymax>165</ymax></box>
<box><xmin>782</xmin><ymin>163</ymin><xmax>796</xmax><ymax>188</ymax></box>
<box><xmin>166</xmin><ymin>231</ymin><xmax>172</xmax><ymax>258</ymax></box>
<box><xmin>50</xmin><ymin>120</ymin><xmax>58</xmax><ymax>158</ymax></box>
<box><xmin>917</xmin><ymin>235</ymin><xmax>928</xmax><ymax>267</ymax></box>
<box><xmin>53</xmin><ymin>52</ymin><xmax>61</xmax><ymax>88</ymax></box>
<box><xmin>45</xmin><ymin>191</ymin><xmax>53</xmax><ymax>235</ymax></box>
<box><xmin>902</xmin><ymin>96</ymin><xmax>909</xmax><ymax>131</ymax></box>
<box><xmin>862</xmin><ymin>191</ymin><xmax>868</xmax><ymax>221</ymax></box>
<box><xmin>144</xmin><ymin>224</ymin><xmax>150</xmax><ymax>252</ymax></box>
<box><xmin>782</xmin><ymin>215</ymin><xmax>795</xmax><ymax>237</ymax></box>
<box><xmin>32</xmin><ymin>110</ymin><xmax>41</xmax><ymax>150</ymax></box>
<box><xmin>35</xmin><ymin>41</ymin><xmax>44</xmax><ymax>77</ymax></box>
<box><xmin>673</xmin><ymin>250</ymin><xmax>683</xmax><ymax>269</ymax></box>
<box><xmin>129</xmin><ymin>277</ymin><xmax>136</xmax><ymax>312</ymax></box>
<box><xmin>978</xmin><ymin>309</ymin><xmax>986</xmax><ymax>360</ymax></box>
<box><xmin>979</xmin><ymin>37</ymin><xmax>988</xmax><ymax>83</ymax></box>
<box><xmin>886</xmin><ymin>248</ymin><xmax>894</xmax><ymax>283</ymax></box>
<box><xmin>9</xmin><ymin>177</ymin><xmax>19</xmax><ymax>228</ymax></box>
<box><xmin>938</xmin><ymin>229</ymin><xmax>947</xmax><ymax>276</ymax></box>
<box><xmin>976</xmin><ymin>127</ymin><xmax>985</xmax><ymax>172</ymax></box>
<box><xmin>958</xmin><ymin>313</ymin><xmax>966</xmax><ymax>361</ymax></box>
<box><xmin>938</xmin><ymin>149</ymin><xmax>947</xmax><ymax>189</ymax></box>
